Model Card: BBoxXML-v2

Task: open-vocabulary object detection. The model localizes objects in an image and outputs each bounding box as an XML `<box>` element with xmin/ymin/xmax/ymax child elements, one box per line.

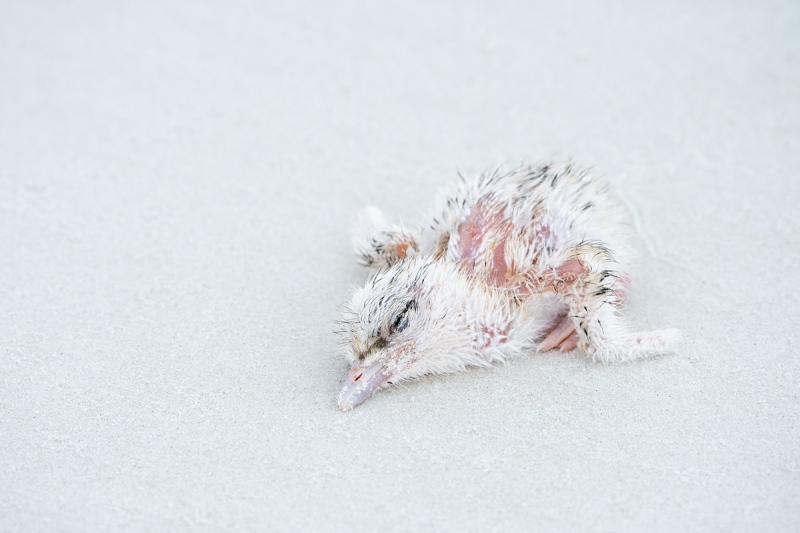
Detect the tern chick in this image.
<box><xmin>336</xmin><ymin>161</ymin><xmax>681</xmax><ymax>410</ymax></box>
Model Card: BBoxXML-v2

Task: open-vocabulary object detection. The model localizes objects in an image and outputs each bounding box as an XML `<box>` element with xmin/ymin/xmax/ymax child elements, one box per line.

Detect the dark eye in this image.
<box><xmin>391</xmin><ymin>299</ymin><xmax>416</xmax><ymax>334</ymax></box>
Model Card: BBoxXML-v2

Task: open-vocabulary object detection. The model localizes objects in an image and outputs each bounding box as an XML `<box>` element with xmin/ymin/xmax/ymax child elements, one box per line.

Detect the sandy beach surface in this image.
<box><xmin>2</xmin><ymin>0</ymin><xmax>798</xmax><ymax>530</ymax></box>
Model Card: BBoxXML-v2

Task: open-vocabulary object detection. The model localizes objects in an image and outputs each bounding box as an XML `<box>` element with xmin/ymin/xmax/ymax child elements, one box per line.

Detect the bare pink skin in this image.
<box><xmin>455</xmin><ymin>200</ymin><xmax>631</xmax><ymax>354</ymax></box>
<box><xmin>457</xmin><ymin>202</ymin><xmax>511</xmax><ymax>286</ymax></box>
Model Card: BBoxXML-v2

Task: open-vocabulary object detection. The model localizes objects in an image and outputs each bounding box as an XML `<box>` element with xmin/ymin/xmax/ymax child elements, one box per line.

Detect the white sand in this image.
<box><xmin>2</xmin><ymin>0</ymin><xmax>798</xmax><ymax>530</ymax></box>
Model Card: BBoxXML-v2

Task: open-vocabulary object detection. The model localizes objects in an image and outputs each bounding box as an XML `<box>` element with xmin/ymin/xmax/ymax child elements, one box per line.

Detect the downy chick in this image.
<box><xmin>337</xmin><ymin>162</ymin><xmax>681</xmax><ymax>410</ymax></box>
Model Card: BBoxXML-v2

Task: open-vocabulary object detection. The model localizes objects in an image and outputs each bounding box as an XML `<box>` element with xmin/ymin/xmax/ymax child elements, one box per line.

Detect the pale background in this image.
<box><xmin>2</xmin><ymin>0</ymin><xmax>799</xmax><ymax>531</ymax></box>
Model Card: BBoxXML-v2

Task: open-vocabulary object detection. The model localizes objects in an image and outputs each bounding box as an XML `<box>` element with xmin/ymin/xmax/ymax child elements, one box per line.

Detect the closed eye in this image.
<box><xmin>393</xmin><ymin>313</ymin><xmax>409</xmax><ymax>333</ymax></box>
<box><xmin>391</xmin><ymin>299</ymin><xmax>416</xmax><ymax>334</ymax></box>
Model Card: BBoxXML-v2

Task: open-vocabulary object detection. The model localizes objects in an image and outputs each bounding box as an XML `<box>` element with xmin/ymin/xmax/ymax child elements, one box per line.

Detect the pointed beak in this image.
<box><xmin>338</xmin><ymin>358</ymin><xmax>393</xmax><ymax>411</ymax></box>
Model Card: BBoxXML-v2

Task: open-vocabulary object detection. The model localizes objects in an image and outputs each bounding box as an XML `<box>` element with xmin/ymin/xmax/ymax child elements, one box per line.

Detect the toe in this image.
<box><xmin>559</xmin><ymin>332</ymin><xmax>580</xmax><ymax>352</ymax></box>
<box><xmin>538</xmin><ymin>317</ymin><xmax>576</xmax><ymax>352</ymax></box>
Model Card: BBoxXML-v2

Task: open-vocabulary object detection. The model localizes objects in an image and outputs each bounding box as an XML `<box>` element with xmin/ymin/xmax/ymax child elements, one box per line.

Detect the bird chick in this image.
<box><xmin>336</xmin><ymin>162</ymin><xmax>681</xmax><ymax>410</ymax></box>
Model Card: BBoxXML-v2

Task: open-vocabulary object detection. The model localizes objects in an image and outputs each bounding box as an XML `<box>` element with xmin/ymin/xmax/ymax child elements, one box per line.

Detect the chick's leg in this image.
<box><xmin>543</xmin><ymin>243</ymin><xmax>681</xmax><ymax>362</ymax></box>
